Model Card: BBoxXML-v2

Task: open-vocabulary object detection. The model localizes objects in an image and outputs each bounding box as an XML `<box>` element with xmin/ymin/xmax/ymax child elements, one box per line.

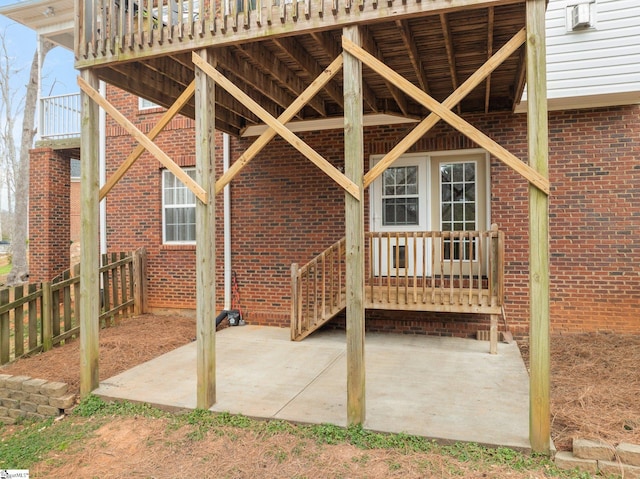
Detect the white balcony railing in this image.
<box><xmin>40</xmin><ymin>93</ymin><xmax>81</xmax><ymax>141</ymax></box>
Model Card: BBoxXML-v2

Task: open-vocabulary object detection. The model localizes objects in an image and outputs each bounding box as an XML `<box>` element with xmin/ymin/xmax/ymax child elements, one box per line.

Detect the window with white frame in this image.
<box><xmin>370</xmin><ymin>150</ymin><xmax>489</xmax><ymax>275</ymax></box>
<box><xmin>382</xmin><ymin>165</ymin><xmax>420</xmax><ymax>226</ymax></box>
<box><xmin>162</xmin><ymin>168</ymin><xmax>196</xmax><ymax>244</ymax></box>
<box><xmin>139</xmin><ymin>97</ymin><xmax>160</xmax><ymax>111</ymax></box>
<box><xmin>440</xmin><ymin>161</ymin><xmax>477</xmax><ymax>260</ymax></box>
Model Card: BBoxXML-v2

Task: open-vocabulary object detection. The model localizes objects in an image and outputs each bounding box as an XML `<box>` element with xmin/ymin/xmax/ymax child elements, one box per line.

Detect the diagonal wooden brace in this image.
<box><xmin>78</xmin><ymin>76</ymin><xmax>208</xmax><ymax>203</ymax></box>
<box><xmin>364</xmin><ymin>28</ymin><xmax>527</xmax><ymax>189</ymax></box>
<box><xmin>100</xmin><ymin>81</ymin><xmax>196</xmax><ymax>201</ymax></box>
<box><xmin>193</xmin><ymin>52</ymin><xmax>361</xmax><ymax>201</ymax></box>
<box><xmin>215</xmin><ymin>54</ymin><xmax>344</xmax><ymax>195</ymax></box>
<box><xmin>343</xmin><ymin>34</ymin><xmax>549</xmax><ymax>195</ymax></box>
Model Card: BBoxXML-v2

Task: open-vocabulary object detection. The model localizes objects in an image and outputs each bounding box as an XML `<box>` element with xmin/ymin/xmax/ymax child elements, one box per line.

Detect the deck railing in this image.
<box><xmin>39</xmin><ymin>93</ymin><xmax>82</xmax><ymax>141</ymax></box>
<box><xmin>291</xmin><ymin>228</ymin><xmax>504</xmax><ymax>341</ymax></box>
<box><xmin>0</xmin><ymin>249</ymin><xmax>147</xmax><ymax>365</ymax></box>
<box><xmin>75</xmin><ymin>0</ymin><xmax>451</xmax><ymax>64</ymax></box>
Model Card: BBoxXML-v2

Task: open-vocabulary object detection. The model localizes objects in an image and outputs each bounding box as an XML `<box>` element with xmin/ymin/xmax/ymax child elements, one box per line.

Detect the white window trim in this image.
<box><xmin>162</xmin><ymin>167</ymin><xmax>196</xmax><ymax>245</ymax></box>
<box><xmin>139</xmin><ymin>97</ymin><xmax>160</xmax><ymax>111</ymax></box>
<box><xmin>369</xmin><ymin>148</ymin><xmax>490</xmax><ymax>233</ymax></box>
<box><xmin>369</xmin><ymin>153</ymin><xmax>430</xmax><ymax>233</ymax></box>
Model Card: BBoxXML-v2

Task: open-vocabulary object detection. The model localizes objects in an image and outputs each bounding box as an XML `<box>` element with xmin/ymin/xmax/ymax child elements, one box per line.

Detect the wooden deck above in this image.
<box><xmin>76</xmin><ymin>0</ymin><xmax>527</xmax><ymax>136</ymax></box>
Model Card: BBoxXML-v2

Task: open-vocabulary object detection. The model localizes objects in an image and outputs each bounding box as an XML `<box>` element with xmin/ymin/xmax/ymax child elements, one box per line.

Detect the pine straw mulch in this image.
<box><xmin>520</xmin><ymin>332</ymin><xmax>640</xmax><ymax>451</ymax></box>
<box><xmin>2</xmin><ymin>314</ymin><xmax>639</xmax><ymax>453</ymax></box>
<box><xmin>0</xmin><ymin>313</ymin><xmax>196</xmax><ymax>393</ymax></box>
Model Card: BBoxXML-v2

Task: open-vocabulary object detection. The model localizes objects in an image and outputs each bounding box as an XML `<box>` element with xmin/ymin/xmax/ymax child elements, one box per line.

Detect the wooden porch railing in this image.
<box><xmin>75</xmin><ymin>0</ymin><xmax>471</xmax><ymax>65</ymax></box>
<box><xmin>291</xmin><ymin>227</ymin><xmax>504</xmax><ymax>342</ymax></box>
<box><xmin>0</xmin><ymin>248</ymin><xmax>147</xmax><ymax>365</ymax></box>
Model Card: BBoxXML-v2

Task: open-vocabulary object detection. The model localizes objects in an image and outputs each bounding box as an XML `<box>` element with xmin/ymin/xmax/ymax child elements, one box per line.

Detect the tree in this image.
<box><xmin>0</xmin><ymin>31</ymin><xmax>54</xmax><ymax>284</ymax></box>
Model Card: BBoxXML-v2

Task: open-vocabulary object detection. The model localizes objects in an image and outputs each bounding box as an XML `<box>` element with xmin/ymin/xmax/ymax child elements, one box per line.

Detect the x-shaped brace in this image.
<box><xmin>78</xmin><ymin>77</ymin><xmax>207</xmax><ymax>203</ymax></box>
<box><xmin>343</xmin><ymin>29</ymin><xmax>549</xmax><ymax>196</ymax></box>
<box><xmin>192</xmin><ymin>52</ymin><xmax>361</xmax><ymax>201</ymax></box>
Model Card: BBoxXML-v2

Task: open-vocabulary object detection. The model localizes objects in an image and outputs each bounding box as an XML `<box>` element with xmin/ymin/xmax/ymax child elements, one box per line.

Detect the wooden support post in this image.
<box><xmin>489</xmin><ymin>315</ymin><xmax>498</xmax><ymax>355</ymax></box>
<box><xmin>527</xmin><ymin>0</ymin><xmax>551</xmax><ymax>455</ymax></box>
<box><xmin>195</xmin><ymin>48</ymin><xmax>217</xmax><ymax>409</ymax></box>
<box><xmin>79</xmin><ymin>68</ymin><xmax>101</xmax><ymax>398</ymax></box>
<box><xmin>343</xmin><ymin>25</ymin><xmax>365</xmax><ymax>426</ymax></box>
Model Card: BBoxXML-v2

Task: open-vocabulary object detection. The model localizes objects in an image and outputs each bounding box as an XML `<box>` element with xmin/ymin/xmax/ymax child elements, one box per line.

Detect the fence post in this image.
<box><xmin>290</xmin><ymin>263</ymin><xmax>298</xmax><ymax>340</ymax></box>
<box><xmin>133</xmin><ymin>247</ymin><xmax>147</xmax><ymax>314</ymax></box>
<box><xmin>0</xmin><ymin>288</ymin><xmax>10</xmax><ymax>364</ymax></box>
<box><xmin>73</xmin><ymin>263</ymin><xmax>81</xmax><ymax>330</ymax></box>
<box><xmin>42</xmin><ymin>281</ymin><xmax>53</xmax><ymax>352</ymax></box>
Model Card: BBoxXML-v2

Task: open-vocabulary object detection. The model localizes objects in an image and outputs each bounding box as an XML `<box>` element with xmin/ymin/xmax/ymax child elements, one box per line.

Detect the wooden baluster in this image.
<box><xmin>395</xmin><ymin>232</ymin><xmax>400</xmax><ymax>306</ymax></box>
<box><xmin>476</xmin><ymin>232</ymin><xmax>483</xmax><ymax>306</ymax></box>
<box><xmin>297</xmin><ymin>269</ymin><xmax>303</xmax><ymax>336</ymax></box>
<box><xmin>430</xmin><ymin>232</ymin><xmax>436</xmax><ymax>304</ymax></box>
<box><xmin>412</xmin><ymin>232</ymin><xmax>417</xmax><ymax>304</ymax></box>
<box><xmin>243</xmin><ymin>0</ymin><xmax>249</xmax><ymax>28</ymax></box>
<box><xmin>321</xmin><ymin>253</ymin><xmax>326</xmax><ymax>320</ymax></box>
<box><xmin>457</xmin><ymin>232</ymin><xmax>464</xmax><ymax>305</ymax></box>
<box><xmin>255</xmin><ymin>0</ymin><xmax>263</xmax><ymax>27</ymax></box>
<box><xmin>403</xmin><ymin>232</ymin><xmax>408</xmax><ymax>305</ymax></box>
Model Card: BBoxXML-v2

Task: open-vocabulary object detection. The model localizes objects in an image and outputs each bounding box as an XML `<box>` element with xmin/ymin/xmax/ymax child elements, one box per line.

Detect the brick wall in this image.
<box><xmin>100</xmin><ymin>86</ymin><xmax>639</xmax><ymax>337</ymax></box>
<box><xmin>29</xmin><ymin>147</ymin><xmax>71</xmax><ymax>282</ymax></box>
<box><xmin>70</xmin><ymin>179</ymin><xmax>81</xmax><ymax>243</ymax></box>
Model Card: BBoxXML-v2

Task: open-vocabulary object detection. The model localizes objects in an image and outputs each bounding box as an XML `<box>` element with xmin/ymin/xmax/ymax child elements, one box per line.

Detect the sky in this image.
<box><xmin>0</xmin><ymin>3</ymin><xmax>77</xmax><ymax>96</ymax></box>
<box><xmin>0</xmin><ymin>2</ymin><xmax>78</xmax><ymax>213</ymax></box>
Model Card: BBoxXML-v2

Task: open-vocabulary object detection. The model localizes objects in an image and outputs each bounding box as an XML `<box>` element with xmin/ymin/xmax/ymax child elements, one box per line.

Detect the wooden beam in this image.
<box><xmin>272</xmin><ymin>36</ymin><xmax>345</xmax><ymax>108</ymax></box>
<box><xmin>361</xmin><ymin>29</ymin><xmax>534</xmax><ymax>190</ymax></box>
<box><xmin>97</xmin><ymin>67</ymin><xmax>196</xmax><ymax>119</ymax></box>
<box><xmin>310</xmin><ymin>31</ymin><xmax>378</xmax><ymax>112</ymax></box>
<box><xmin>79</xmin><ymin>68</ymin><xmax>100</xmax><ymax>398</ymax></box>
<box><xmin>527</xmin><ymin>0</ymin><xmax>551</xmax><ymax>455</ymax></box>
<box><xmin>100</xmin><ymin>81</ymin><xmax>196</xmax><ymax>201</ymax></box>
<box><xmin>193</xmin><ymin>52</ymin><xmax>360</xmax><ymax>200</ymax></box>
<box><xmin>512</xmin><ymin>43</ymin><xmax>528</xmax><ymax>113</ymax></box>
<box><xmin>195</xmin><ymin>48</ymin><xmax>217</xmax><ymax>410</ymax></box>
<box><xmin>215</xmin><ymin>55</ymin><xmax>344</xmax><ymax>195</ymax></box>
<box><xmin>237</xmin><ymin>42</ymin><xmax>327</xmax><ymax>117</ymax></box>
<box><xmin>440</xmin><ymin>12</ymin><xmax>461</xmax><ymax>114</ymax></box>
<box><xmin>343</xmin><ymin>24</ymin><xmax>365</xmax><ymax>427</ymax></box>
<box><xmin>395</xmin><ymin>20</ymin><xmax>430</xmax><ymax>95</ymax></box>
<box><xmin>217</xmin><ymin>47</ymin><xmax>310</xmax><ymax>118</ymax></box>
<box><xmin>361</xmin><ymin>27</ymin><xmax>409</xmax><ymax>117</ymax></box>
<box><xmin>77</xmin><ymin>76</ymin><xmax>208</xmax><ymax>203</ymax></box>
<box><xmin>485</xmin><ymin>7</ymin><xmax>494</xmax><ymax>113</ymax></box>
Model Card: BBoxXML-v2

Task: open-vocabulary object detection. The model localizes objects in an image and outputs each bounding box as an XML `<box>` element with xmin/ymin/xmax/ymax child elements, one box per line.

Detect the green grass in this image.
<box><xmin>0</xmin><ymin>262</ymin><xmax>11</xmax><ymax>276</ymax></box>
<box><xmin>0</xmin><ymin>396</ymin><xmax>592</xmax><ymax>478</ymax></box>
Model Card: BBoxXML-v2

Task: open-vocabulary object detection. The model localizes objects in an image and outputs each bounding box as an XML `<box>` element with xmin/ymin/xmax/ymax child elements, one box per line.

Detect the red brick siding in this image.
<box><xmin>103</xmin><ymin>85</ymin><xmax>225</xmax><ymax>311</ymax></box>
<box><xmin>70</xmin><ymin>180</ymin><xmax>80</xmax><ymax>243</ymax></box>
<box><xmin>99</xmin><ymin>86</ymin><xmax>640</xmax><ymax>337</ymax></box>
<box><xmin>29</xmin><ymin>148</ymin><xmax>71</xmax><ymax>282</ymax></box>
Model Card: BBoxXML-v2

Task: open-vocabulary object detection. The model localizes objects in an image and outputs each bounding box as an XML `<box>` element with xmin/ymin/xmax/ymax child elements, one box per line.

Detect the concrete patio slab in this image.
<box><xmin>94</xmin><ymin>325</ymin><xmax>531</xmax><ymax>450</ymax></box>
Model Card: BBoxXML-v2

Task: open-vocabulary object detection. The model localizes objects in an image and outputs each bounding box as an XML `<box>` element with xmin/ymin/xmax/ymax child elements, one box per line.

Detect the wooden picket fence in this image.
<box><xmin>0</xmin><ymin>248</ymin><xmax>147</xmax><ymax>365</ymax></box>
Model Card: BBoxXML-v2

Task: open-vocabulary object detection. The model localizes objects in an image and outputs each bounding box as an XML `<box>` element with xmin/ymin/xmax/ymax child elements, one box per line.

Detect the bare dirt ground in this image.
<box><xmin>1</xmin><ymin>314</ymin><xmax>639</xmax><ymax>478</ymax></box>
